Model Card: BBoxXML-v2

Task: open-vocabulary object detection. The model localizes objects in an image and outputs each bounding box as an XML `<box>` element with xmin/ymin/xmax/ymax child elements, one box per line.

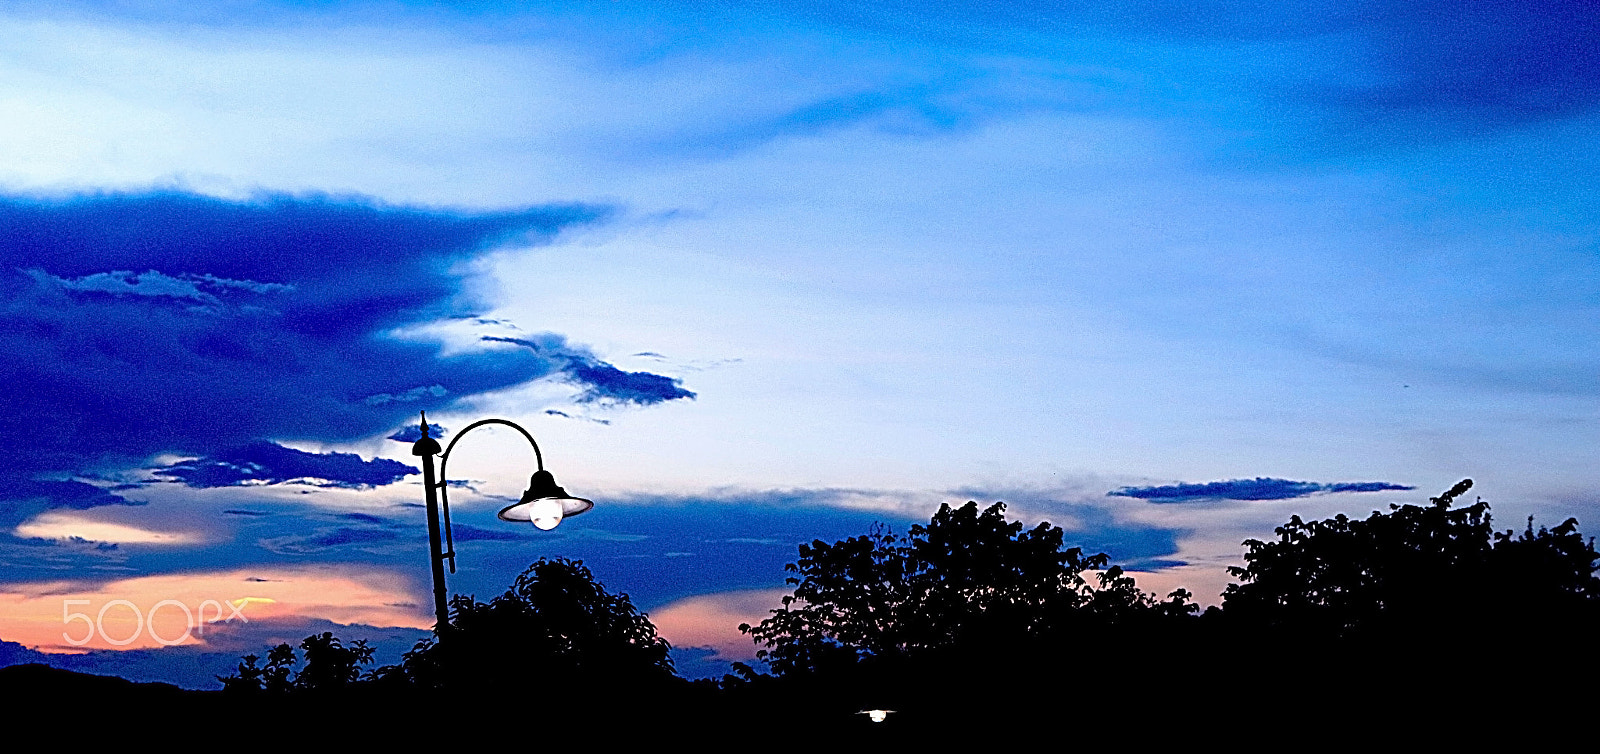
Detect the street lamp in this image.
<box><xmin>410</xmin><ymin>411</ymin><xmax>594</xmax><ymax>630</ymax></box>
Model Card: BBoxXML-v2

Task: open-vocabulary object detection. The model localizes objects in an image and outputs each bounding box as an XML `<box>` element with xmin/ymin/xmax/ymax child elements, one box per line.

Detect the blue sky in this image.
<box><xmin>2</xmin><ymin>0</ymin><xmax>1597</xmax><ymax>685</ymax></box>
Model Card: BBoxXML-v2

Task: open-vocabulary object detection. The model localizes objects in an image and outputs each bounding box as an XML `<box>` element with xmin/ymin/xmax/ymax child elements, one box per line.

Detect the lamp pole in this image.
<box><xmin>409</xmin><ymin>411</ymin><xmax>594</xmax><ymax>632</ymax></box>
<box><xmin>411</xmin><ymin>417</ymin><xmax>451</xmax><ymax>630</ymax></box>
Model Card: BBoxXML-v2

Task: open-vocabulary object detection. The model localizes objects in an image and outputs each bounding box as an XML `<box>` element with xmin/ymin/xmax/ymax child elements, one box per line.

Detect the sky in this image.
<box><xmin>2</xmin><ymin>0</ymin><xmax>1597</xmax><ymax>686</ymax></box>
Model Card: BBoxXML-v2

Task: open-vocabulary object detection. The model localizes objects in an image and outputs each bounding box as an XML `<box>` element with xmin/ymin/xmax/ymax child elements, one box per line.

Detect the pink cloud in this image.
<box><xmin>648</xmin><ymin>588</ymin><xmax>789</xmax><ymax>661</ymax></box>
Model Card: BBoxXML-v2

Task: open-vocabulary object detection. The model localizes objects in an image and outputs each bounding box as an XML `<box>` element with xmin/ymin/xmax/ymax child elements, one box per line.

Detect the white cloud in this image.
<box><xmin>14</xmin><ymin>511</ymin><xmax>201</xmax><ymax>545</ymax></box>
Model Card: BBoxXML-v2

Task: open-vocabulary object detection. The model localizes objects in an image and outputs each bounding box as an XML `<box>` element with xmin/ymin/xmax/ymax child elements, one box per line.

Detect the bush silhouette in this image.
<box><xmin>390</xmin><ymin>557</ymin><xmax>675</xmax><ymax>695</ymax></box>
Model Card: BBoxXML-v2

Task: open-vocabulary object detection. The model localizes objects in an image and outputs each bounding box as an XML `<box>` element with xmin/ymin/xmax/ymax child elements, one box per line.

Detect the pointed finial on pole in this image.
<box><xmin>412</xmin><ymin>410</ymin><xmax>441</xmax><ymax>457</ymax></box>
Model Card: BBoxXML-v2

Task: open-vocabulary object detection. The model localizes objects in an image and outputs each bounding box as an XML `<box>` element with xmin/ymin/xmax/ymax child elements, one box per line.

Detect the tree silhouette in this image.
<box><xmin>1210</xmin><ymin>478</ymin><xmax>1600</xmax><ymax>715</ymax></box>
<box><xmin>218</xmin><ymin>641</ymin><xmax>295</xmax><ymax>695</ymax></box>
<box><xmin>218</xmin><ymin>633</ymin><xmax>373</xmax><ymax>695</ymax></box>
<box><xmin>1222</xmin><ymin>478</ymin><xmax>1600</xmax><ymax>638</ymax></box>
<box><xmin>394</xmin><ymin>557</ymin><xmax>675</xmax><ymax>693</ymax></box>
<box><xmin>741</xmin><ymin>501</ymin><xmax>1194</xmax><ymax>677</ymax></box>
<box><xmin>295</xmin><ymin>632</ymin><xmax>374</xmax><ymax>692</ymax></box>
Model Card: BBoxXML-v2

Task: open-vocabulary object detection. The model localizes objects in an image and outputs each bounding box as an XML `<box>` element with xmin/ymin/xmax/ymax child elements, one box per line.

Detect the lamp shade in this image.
<box><xmin>497</xmin><ymin>469</ymin><xmax>593</xmax><ymax>529</ymax></box>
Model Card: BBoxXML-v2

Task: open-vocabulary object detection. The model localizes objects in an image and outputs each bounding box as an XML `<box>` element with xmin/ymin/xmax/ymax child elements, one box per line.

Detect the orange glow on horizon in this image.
<box><xmin>0</xmin><ymin>566</ymin><xmax>430</xmax><ymax>652</ymax></box>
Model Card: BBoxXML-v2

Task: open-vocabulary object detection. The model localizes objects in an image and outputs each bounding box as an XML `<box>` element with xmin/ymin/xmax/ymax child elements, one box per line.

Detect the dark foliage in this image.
<box><xmin>198</xmin><ymin>482</ymin><xmax>1597</xmax><ymax>736</ymax></box>
<box><xmin>1223</xmin><ymin>478</ymin><xmax>1600</xmax><ymax>639</ymax></box>
<box><xmin>218</xmin><ymin>633</ymin><xmax>372</xmax><ymax>695</ymax></box>
<box><xmin>730</xmin><ymin>488</ymin><xmax>1600</xmax><ymax>728</ymax></box>
<box><xmin>378</xmin><ymin>557</ymin><xmax>676</xmax><ymax>695</ymax></box>
<box><xmin>220</xmin><ymin>557</ymin><xmax>673</xmax><ymax>701</ymax></box>
<box><xmin>739</xmin><ymin>501</ymin><xmax>1195</xmax><ymax>677</ymax></box>
<box><xmin>1209</xmin><ymin>478</ymin><xmax>1600</xmax><ymax>721</ymax></box>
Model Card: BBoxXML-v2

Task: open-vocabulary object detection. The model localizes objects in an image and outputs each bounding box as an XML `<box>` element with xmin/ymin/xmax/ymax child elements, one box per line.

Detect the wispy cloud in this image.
<box><xmin>751</xmin><ymin>1</ymin><xmax>1600</xmax><ymax>137</ymax></box>
<box><xmin>481</xmin><ymin>334</ymin><xmax>696</xmax><ymax>406</ymax></box>
<box><xmin>14</xmin><ymin>512</ymin><xmax>201</xmax><ymax>546</ymax></box>
<box><xmin>151</xmin><ymin>443</ymin><xmax>416</xmax><ymax>490</ymax></box>
<box><xmin>543</xmin><ymin>409</ymin><xmax>611</xmax><ymax>425</ymax></box>
<box><xmin>28</xmin><ymin>268</ymin><xmax>293</xmax><ymax>307</ymax></box>
<box><xmin>258</xmin><ymin>526</ymin><xmax>400</xmax><ymax>554</ymax></box>
<box><xmin>1109</xmin><ymin>478</ymin><xmax>1415</xmax><ymax>504</ymax></box>
<box><xmin>566</xmin><ymin>358</ymin><xmax>696</xmax><ymax>405</ymax></box>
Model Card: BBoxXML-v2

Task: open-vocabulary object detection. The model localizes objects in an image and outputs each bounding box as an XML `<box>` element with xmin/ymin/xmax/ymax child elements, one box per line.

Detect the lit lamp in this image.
<box><xmin>496</xmin><ymin>469</ymin><xmax>593</xmax><ymax>531</ymax></box>
<box><xmin>411</xmin><ymin>412</ymin><xmax>594</xmax><ymax>629</ymax></box>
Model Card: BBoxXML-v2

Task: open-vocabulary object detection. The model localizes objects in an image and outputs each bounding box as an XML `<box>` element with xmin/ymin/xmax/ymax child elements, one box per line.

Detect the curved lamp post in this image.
<box><xmin>410</xmin><ymin>411</ymin><xmax>593</xmax><ymax>630</ymax></box>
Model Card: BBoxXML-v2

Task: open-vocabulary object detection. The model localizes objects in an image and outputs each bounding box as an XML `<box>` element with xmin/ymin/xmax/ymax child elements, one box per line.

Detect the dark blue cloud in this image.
<box><xmin>479</xmin><ymin>335</ymin><xmax>545</xmax><ymax>350</ymax></box>
<box><xmin>1323</xmin><ymin>481</ymin><xmax>1419</xmax><ymax>494</ymax></box>
<box><xmin>565</xmin><ymin>359</ymin><xmax>697</xmax><ymax>405</ymax></box>
<box><xmin>482</xmin><ymin>335</ymin><xmax>695</xmax><ymax>405</ymax></box>
<box><xmin>387</xmin><ymin>423</ymin><xmax>447</xmax><ymax>443</ymax></box>
<box><xmin>949</xmin><ymin>487</ymin><xmax>1189</xmax><ymax>569</ymax></box>
<box><xmin>7</xmin><ymin>481</ymin><xmax>139</xmax><ymax>511</ymax></box>
<box><xmin>448</xmin><ymin>524</ymin><xmax>526</xmax><ymax>542</ymax></box>
<box><xmin>0</xmin><ymin>191</ymin><xmax>609</xmax><ymax>484</ymax></box>
<box><xmin>0</xmin><ymin>480</ymin><xmax>142</xmax><ymax>530</ymax></box>
<box><xmin>1109</xmin><ymin>477</ymin><xmax>1414</xmax><ymax>503</ymax></box>
<box><xmin>641</xmin><ymin>78</ymin><xmax>992</xmax><ymax>158</ymax></box>
<box><xmin>339</xmin><ymin>512</ymin><xmax>387</xmax><ymax>525</ymax></box>
<box><xmin>259</xmin><ymin>526</ymin><xmax>400</xmax><ymax>554</ymax></box>
<box><xmin>152</xmin><ymin>442</ymin><xmax>416</xmax><ymax>489</ymax></box>
<box><xmin>0</xmin><ymin>190</ymin><xmax>694</xmax><ymax>512</ymax></box>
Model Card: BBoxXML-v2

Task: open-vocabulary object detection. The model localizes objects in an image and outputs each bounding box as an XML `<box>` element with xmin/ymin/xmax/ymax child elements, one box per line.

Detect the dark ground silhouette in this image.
<box><xmin>8</xmin><ymin>480</ymin><xmax>1596</xmax><ymax>740</ymax></box>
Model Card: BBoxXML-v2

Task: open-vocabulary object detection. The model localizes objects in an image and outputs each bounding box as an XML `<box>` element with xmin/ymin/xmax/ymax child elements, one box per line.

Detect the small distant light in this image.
<box><xmin>860</xmin><ymin>709</ymin><xmax>893</xmax><ymax>723</ymax></box>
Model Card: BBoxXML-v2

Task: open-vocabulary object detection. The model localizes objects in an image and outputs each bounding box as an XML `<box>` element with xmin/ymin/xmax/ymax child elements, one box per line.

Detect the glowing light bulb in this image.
<box><xmin>529</xmin><ymin>498</ymin><xmax>564</xmax><ymax>530</ymax></box>
<box><xmin>862</xmin><ymin>709</ymin><xmax>891</xmax><ymax>723</ymax></box>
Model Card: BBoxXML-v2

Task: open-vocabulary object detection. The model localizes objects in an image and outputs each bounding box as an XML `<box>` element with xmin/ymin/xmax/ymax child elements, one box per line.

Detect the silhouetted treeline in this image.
<box><xmin>715</xmin><ymin>479</ymin><xmax>1599</xmax><ymax>731</ymax></box>
<box><xmin>197</xmin><ymin>479</ymin><xmax>1600</xmax><ymax>734</ymax></box>
<box><xmin>1223</xmin><ymin>478</ymin><xmax>1599</xmax><ymax>637</ymax></box>
<box><xmin>16</xmin><ymin>479</ymin><xmax>1592</xmax><ymax>738</ymax></box>
<box><xmin>213</xmin><ymin>558</ymin><xmax>678</xmax><ymax>712</ymax></box>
